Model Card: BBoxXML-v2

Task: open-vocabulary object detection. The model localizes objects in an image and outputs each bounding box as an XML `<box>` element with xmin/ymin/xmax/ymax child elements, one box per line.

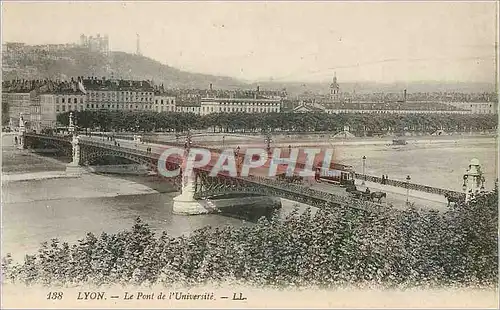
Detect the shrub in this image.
<box><xmin>2</xmin><ymin>189</ymin><xmax>497</xmax><ymax>288</ymax></box>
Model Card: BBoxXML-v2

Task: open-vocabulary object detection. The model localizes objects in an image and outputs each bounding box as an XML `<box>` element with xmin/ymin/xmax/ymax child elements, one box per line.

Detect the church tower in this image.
<box><xmin>330</xmin><ymin>72</ymin><xmax>340</xmax><ymax>102</ymax></box>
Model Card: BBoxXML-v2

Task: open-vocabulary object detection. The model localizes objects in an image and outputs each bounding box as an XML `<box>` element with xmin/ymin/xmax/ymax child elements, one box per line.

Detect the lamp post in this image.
<box><xmin>362</xmin><ymin>156</ymin><xmax>366</xmax><ymax>185</ymax></box>
<box><xmin>406</xmin><ymin>175</ymin><xmax>411</xmax><ymax>205</ymax></box>
<box><xmin>184</xmin><ymin>131</ymin><xmax>192</xmax><ymax>154</ymax></box>
<box><xmin>265</xmin><ymin>132</ymin><xmax>272</xmax><ymax>155</ymax></box>
<box><xmin>235</xmin><ymin>146</ymin><xmax>241</xmax><ymax>176</ymax></box>
<box><xmin>222</xmin><ymin>135</ymin><xmax>225</xmax><ymax>148</ymax></box>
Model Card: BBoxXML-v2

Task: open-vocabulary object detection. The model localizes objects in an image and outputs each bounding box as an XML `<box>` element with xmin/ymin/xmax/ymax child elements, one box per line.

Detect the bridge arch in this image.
<box><xmin>81</xmin><ymin>149</ymin><xmax>157</xmax><ymax>171</ymax></box>
<box><xmin>81</xmin><ymin>151</ymin><xmax>157</xmax><ymax>170</ymax></box>
<box><xmin>25</xmin><ymin>136</ymin><xmax>71</xmax><ymax>156</ymax></box>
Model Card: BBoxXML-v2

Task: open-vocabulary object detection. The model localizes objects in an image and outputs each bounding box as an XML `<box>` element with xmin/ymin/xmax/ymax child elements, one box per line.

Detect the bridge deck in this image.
<box><xmin>25</xmin><ymin>133</ymin><xmax>450</xmax><ymax>212</ymax></box>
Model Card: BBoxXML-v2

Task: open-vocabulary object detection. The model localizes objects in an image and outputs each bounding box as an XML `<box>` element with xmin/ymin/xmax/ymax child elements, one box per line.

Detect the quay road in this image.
<box><xmin>81</xmin><ymin>135</ymin><xmax>449</xmax><ymax>211</ymax></box>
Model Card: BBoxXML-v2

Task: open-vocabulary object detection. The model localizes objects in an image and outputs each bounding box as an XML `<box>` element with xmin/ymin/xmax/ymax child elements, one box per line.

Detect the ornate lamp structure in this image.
<box><xmin>362</xmin><ymin>155</ymin><xmax>367</xmax><ymax>185</ymax></box>
<box><xmin>66</xmin><ymin>112</ymin><xmax>84</xmax><ymax>175</ymax></box>
<box><xmin>16</xmin><ymin>113</ymin><xmax>26</xmax><ymax>149</ymax></box>
<box><xmin>405</xmin><ymin>175</ymin><xmax>411</xmax><ymax>204</ymax></box>
<box><xmin>265</xmin><ymin>132</ymin><xmax>272</xmax><ymax>156</ymax></box>
<box><xmin>235</xmin><ymin>146</ymin><xmax>241</xmax><ymax>176</ymax></box>
<box><xmin>462</xmin><ymin>158</ymin><xmax>485</xmax><ymax>203</ymax></box>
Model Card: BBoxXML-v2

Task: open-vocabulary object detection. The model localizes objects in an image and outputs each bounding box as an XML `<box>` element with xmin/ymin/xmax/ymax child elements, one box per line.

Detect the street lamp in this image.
<box><xmin>406</xmin><ymin>175</ymin><xmax>411</xmax><ymax>205</ymax></box>
<box><xmin>265</xmin><ymin>132</ymin><xmax>272</xmax><ymax>155</ymax></box>
<box><xmin>362</xmin><ymin>156</ymin><xmax>366</xmax><ymax>185</ymax></box>
<box><xmin>184</xmin><ymin>131</ymin><xmax>192</xmax><ymax>153</ymax></box>
<box><xmin>222</xmin><ymin>135</ymin><xmax>225</xmax><ymax>148</ymax></box>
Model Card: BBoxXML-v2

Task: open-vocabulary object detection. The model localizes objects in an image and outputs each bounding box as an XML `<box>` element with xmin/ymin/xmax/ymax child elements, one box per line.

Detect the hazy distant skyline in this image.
<box><xmin>2</xmin><ymin>1</ymin><xmax>498</xmax><ymax>84</ymax></box>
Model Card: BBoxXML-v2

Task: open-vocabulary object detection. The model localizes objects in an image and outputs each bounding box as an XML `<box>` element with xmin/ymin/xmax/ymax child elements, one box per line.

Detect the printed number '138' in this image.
<box><xmin>47</xmin><ymin>292</ymin><xmax>63</xmax><ymax>300</ymax></box>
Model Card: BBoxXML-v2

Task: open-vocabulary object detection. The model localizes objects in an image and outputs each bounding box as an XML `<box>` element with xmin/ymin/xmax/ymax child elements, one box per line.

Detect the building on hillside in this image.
<box><xmin>442</xmin><ymin>102</ymin><xmax>498</xmax><ymax>114</ymax></box>
<box><xmin>79</xmin><ymin>34</ymin><xmax>109</xmax><ymax>54</ymax></box>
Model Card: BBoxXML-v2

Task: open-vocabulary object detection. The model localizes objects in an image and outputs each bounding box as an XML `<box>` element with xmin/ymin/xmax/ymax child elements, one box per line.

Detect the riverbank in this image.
<box><xmin>1</xmin><ymin>173</ymin><xmax>160</xmax><ymax>204</ymax></box>
<box><xmin>1</xmin><ymin>171</ymin><xmax>79</xmax><ymax>184</ymax></box>
<box><xmin>198</xmin><ymin>133</ymin><xmax>496</xmax><ymax>148</ymax></box>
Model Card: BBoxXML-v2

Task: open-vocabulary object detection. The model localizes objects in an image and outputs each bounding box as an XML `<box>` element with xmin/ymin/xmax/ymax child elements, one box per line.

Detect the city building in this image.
<box><xmin>443</xmin><ymin>102</ymin><xmax>498</xmax><ymax>114</ymax></box>
<box><xmin>2</xmin><ymin>91</ymin><xmax>33</xmax><ymax>126</ymax></box>
<box><xmin>176</xmin><ymin>102</ymin><xmax>201</xmax><ymax>114</ymax></box>
<box><xmin>330</xmin><ymin>73</ymin><xmax>340</xmax><ymax>102</ymax></box>
<box><xmin>33</xmin><ymin>89</ymin><xmax>86</xmax><ymax>130</ymax></box>
<box><xmin>1</xmin><ymin>79</ymin><xmax>49</xmax><ymax>127</ymax></box>
<box><xmin>323</xmin><ymin>102</ymin><xmax>470</xmax><ymax>114</ymax></box>
<box><xmin>81</xmin><ymin>77</ymin><xmax>155</xmax><ymax>111</ymax></box>
<box><xmin>199</xmin><ymin>85</ymin><xmax>284</xmax><ymax>115</ymax></box>
<box><xmin>293</xmin><ymin>100</ymin><xmax>327</xmax><ymax>113</ymax></box>
<box><xmin>154</xmin><ymin>91</ymin><xmax>176</xmax><ymax>112</ymax></box>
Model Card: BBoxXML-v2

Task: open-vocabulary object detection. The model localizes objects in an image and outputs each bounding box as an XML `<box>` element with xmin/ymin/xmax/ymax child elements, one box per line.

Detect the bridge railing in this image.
<box><xmin>202</xmin><ymin>172</ymin><xmax>389</xmax><ymax>213</ymax></box>
<box><xmin>354</xmin><ymin>173</ymin><xmax>464</xmax><ymax>197</ymax></box>
<box><xmin>80</xmin><ymin>139</ymin><xmax>184</xmax><ymax>167</ymax></box>
<box><xmin>24</xmin><ymin>132</ymin><xmax>72</xmax><ymax>142</ymax></box>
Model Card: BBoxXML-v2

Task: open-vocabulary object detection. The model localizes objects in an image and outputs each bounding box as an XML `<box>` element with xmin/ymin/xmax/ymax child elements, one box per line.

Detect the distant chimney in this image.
<box><xmin>210</xmin><ymin>83</ymin><xmax>213</xmax><ymax>91</ymax></box>
<box><xmin>257</xmin><ymin>86</ymin><xmax>260</xmax><ymax>92</ymax></box>
<box><xmin>404</xmin><ymin>89</ymin><xmax>407</xmax><ymax>103</ymax></box>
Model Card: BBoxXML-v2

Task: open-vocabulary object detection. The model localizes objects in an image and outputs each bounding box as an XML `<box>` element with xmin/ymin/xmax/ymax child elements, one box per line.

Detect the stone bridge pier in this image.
<box><xmin>172</xmin><ymin>149</ymin><xmax>209</xmax><ymax>215</ymax></box>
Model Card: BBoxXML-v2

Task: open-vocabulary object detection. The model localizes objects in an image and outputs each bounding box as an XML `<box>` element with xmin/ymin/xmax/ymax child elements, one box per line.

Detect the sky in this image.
<box><xmin>1</xmin><ymin>1</ymin><xmax>498</xmax><ymax>84</ymax></box>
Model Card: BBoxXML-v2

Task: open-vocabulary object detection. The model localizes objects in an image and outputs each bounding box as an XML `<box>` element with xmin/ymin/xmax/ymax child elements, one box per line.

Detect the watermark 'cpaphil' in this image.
<box><xmin>157</xmin><ymin>147</ymin><xmax>336</xmax><ymax>178</ymax></box>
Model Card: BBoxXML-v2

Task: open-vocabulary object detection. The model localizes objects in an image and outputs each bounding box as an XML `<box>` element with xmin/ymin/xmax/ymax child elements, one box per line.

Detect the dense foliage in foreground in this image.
<box><xmin>2</xmin><ymin>189</ymin><xmax>497</xmax><ymax>288</ymax></box>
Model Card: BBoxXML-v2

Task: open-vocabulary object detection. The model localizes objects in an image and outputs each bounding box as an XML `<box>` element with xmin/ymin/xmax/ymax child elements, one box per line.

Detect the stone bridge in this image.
<box><xmin>22</xmin><ymin>132</ymin><xmax>389</xmax><ymax>215</ymax></box>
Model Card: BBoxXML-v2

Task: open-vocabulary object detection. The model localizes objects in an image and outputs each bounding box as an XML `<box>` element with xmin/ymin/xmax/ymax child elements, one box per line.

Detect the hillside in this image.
<box><xmin>2</xmin><ymin>46</ymin><xmax>496</xmax><ymax>94</ymax></box>
<box><xmin>2</xmin><ymin>47</ymin><xmax>246</xmax><ymax>89</ymax></box>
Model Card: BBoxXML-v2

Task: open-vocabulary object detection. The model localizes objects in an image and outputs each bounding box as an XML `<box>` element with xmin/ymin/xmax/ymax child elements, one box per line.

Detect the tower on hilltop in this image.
<box><xmin>330</xmin><ymin>72</ymin><xmax>340</xmax><ymax>102</ymax></box>
<box><xmin>136</xmin><ymin>33</ymin><xmax>142</xmax><ymax>56</ymax></box>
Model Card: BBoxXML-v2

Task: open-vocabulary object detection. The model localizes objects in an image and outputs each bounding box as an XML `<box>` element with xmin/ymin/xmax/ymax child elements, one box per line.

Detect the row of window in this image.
<box><xmin>53</xmin><ymin>95</ymin><xmax>171</xmax><ymax>104</ymax></box>
<box><xmin>217</xmin><ymin>107</ymin><xmax>279</xmax><ymax>113</ymax></box>
<box><xmin>155</xmin><ymin>99</ymin><xmax>175</xmax><ymax>105</ymax></box>
<box><xmin>5</xmin><ymin>94</ymin><xmax>30</xmax><ymax>100</ymax></box>
<box><xmin>325</xmin><ymin>110</ymin><xmax>471</xmax><ymax>114</ymax></box>
<box><xmin>88</xmin><ymin>91</ymin><xmax>154</xmax><ymax>96</ymax></box>
<box><xmin>55</xmin><ymin>104</ymin><xmax>176</xmax><ymax>112</ymax></box>
<box><xmin>56</xmin><ymin>97</ymin><xmax>84</xmax><ymax>104</ymax></box>
<box><xmin>206</xmin><ymin>101</ymin><xmax>280</xmax><ymax>106</ymax></box>
<box><xmin>87</xmin><ymin>97</ymin><xmax>154</xmax><ymax>102</ymax></box>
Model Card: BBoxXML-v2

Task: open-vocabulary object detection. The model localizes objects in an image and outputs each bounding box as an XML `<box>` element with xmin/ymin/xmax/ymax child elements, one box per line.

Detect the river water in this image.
<box><xmin>1</xmin><ymin>133</ymin><xmax>497</xmax><ymax>261</ymax></box>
